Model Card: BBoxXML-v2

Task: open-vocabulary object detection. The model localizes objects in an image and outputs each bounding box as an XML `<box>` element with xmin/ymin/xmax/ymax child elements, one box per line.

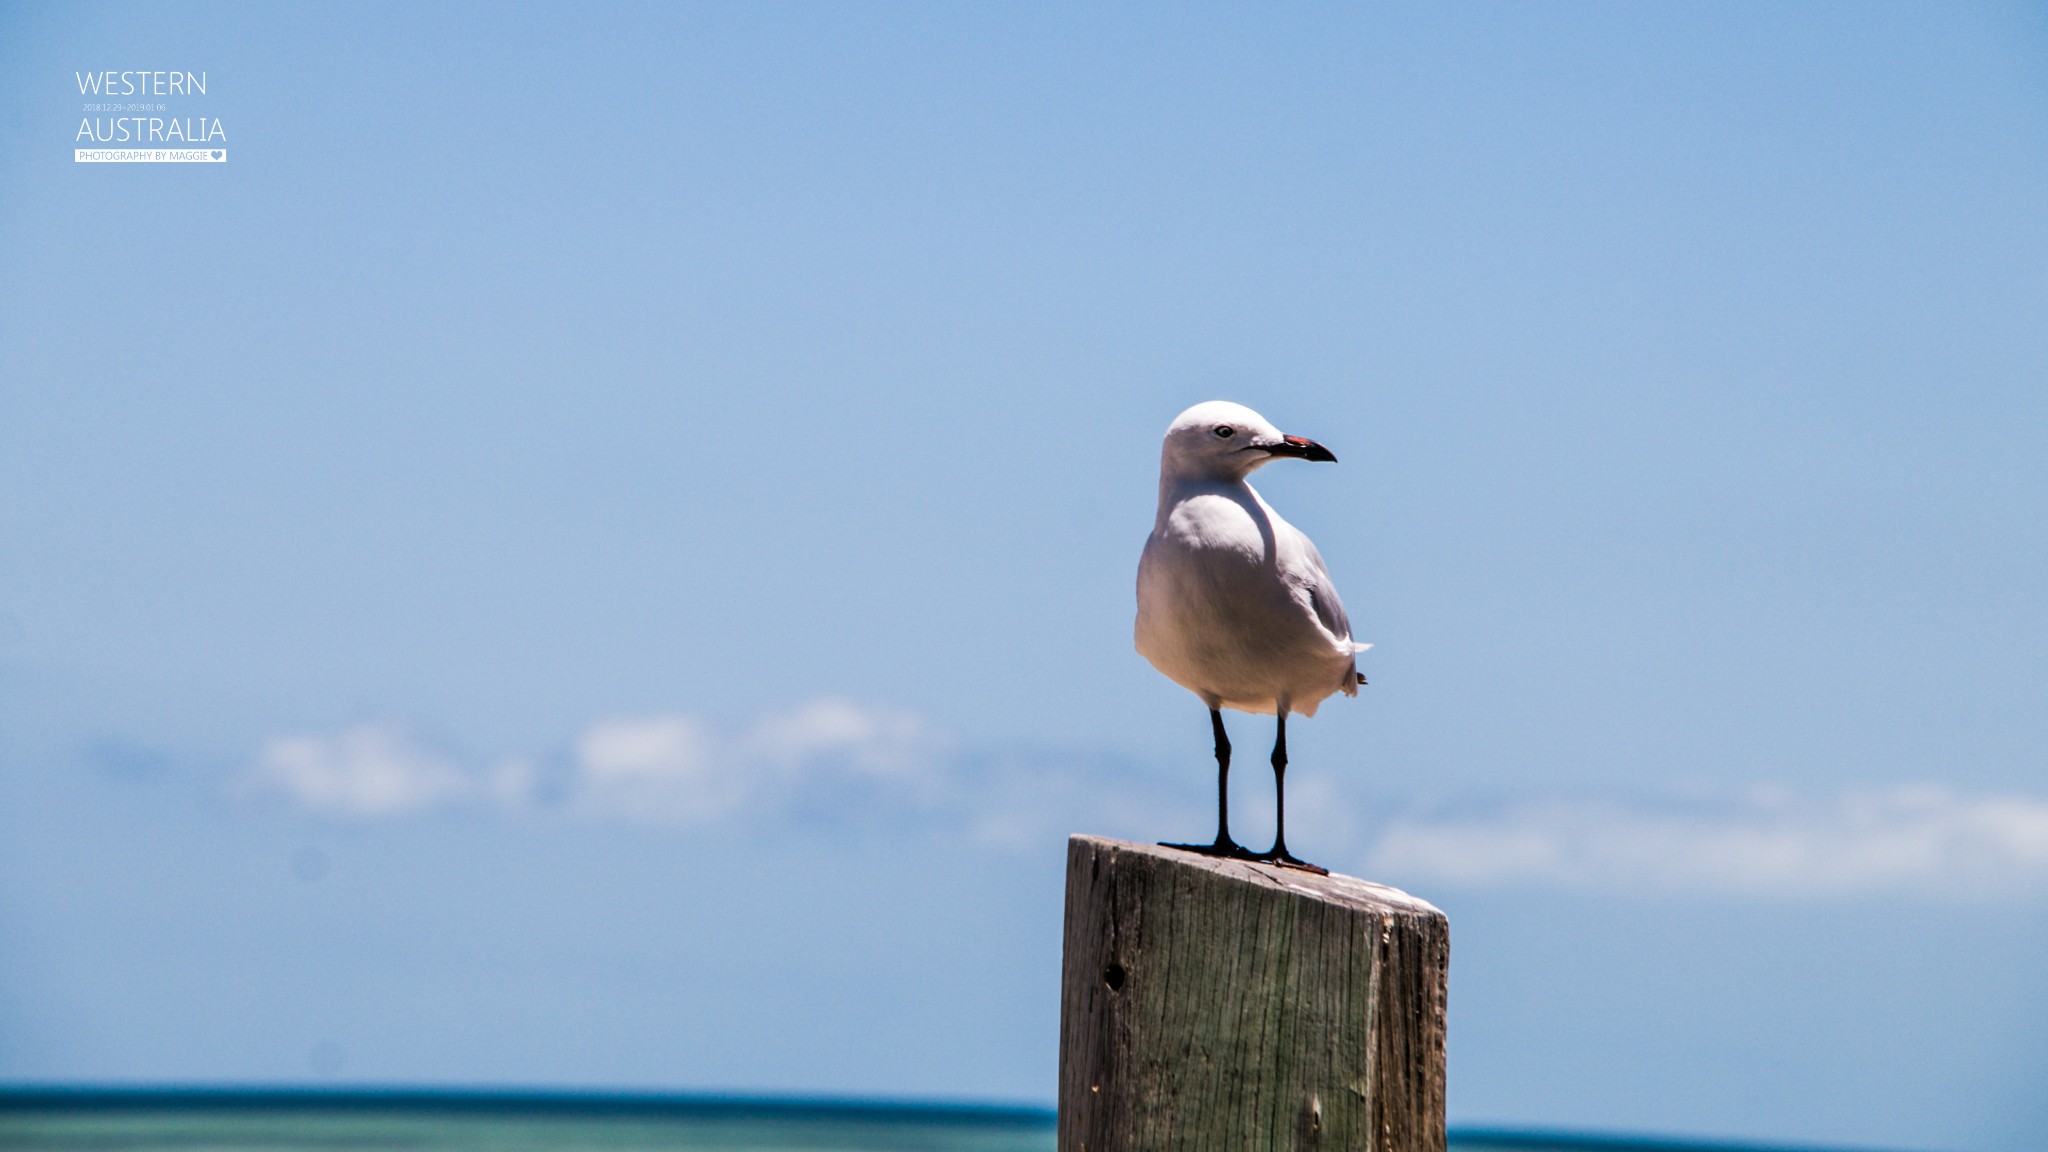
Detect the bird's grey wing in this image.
<box><xmin>1304</xmin><ymin>555</ymin><xmax>1351</xmax><ymax>643</ymax></box>
<box><xmin>1286</xmin><ymin>531</ymin><xmax>1354</xmax><ymax>646</ymax></box>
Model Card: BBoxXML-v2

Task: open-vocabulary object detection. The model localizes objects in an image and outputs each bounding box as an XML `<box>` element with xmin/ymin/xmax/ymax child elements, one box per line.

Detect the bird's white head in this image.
<box><xmin>1158</xmin><ymin>400</ymin><xmax>1337</xmax><ymax>483</ymax></box>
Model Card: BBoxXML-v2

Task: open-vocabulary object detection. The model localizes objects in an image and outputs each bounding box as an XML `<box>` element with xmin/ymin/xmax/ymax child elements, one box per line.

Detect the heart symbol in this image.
<box><xmin>211</xmin><ymin>151</ymin><xmax>222</xmax><ymax>159</ymax></box>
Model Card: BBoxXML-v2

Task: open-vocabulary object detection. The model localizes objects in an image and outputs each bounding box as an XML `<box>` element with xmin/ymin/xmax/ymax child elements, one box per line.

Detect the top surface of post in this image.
<box><xmin>1068</xmin><ymin>834</ymin><xmax>1443</xmax><ymax>919</ymax></box>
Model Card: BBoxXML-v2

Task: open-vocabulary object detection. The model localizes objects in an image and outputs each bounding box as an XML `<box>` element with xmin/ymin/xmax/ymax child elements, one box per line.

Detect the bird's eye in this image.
<box><xmin>1213</xmin><ymin>425</ymin><xmax>1235</xmax><ymax>438</ymax></box>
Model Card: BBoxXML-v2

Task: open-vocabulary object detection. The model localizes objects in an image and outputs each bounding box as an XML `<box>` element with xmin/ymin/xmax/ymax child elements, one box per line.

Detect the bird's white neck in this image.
<box><xmin>1155</xmin><ymin>472</ymin><xmax>1261</xmax><ymax>529</ymax></box>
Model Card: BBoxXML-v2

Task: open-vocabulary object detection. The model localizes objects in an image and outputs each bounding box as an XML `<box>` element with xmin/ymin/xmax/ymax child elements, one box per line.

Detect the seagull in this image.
<box><xmin>1136</xmin><ymin>401</ymin><xmax>1366</xmax><ymax>874</ymax></box>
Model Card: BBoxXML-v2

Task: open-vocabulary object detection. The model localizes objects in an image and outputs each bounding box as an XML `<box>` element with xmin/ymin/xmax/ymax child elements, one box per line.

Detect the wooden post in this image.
<box><xmin>1058</xmin><ymin>835</ymin><xmax>1448</xmax><ymax>1152</ymax></box>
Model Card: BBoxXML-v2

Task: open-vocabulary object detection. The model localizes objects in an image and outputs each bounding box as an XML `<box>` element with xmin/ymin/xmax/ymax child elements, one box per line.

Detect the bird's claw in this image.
<box><xmin>1160</xmin><ymin>839</ymin><xmax>1258</xmax><ymax>862</ymax></box>
<box><xmin>1251</xmin><ymin>848</ymin><xmax>1328</xmax><ymax>875</ymax></box>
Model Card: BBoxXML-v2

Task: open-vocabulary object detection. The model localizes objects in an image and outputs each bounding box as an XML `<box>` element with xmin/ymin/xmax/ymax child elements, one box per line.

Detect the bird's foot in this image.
<box><xmin>1251</xmin><ymin>846</ymin><xmax>1328</xmax><ymax>875</ymax></box>
<box><xmin>1160</xmin><ymin>837</ymin><xmax>1257</xmax><ymax>861</ymax></box>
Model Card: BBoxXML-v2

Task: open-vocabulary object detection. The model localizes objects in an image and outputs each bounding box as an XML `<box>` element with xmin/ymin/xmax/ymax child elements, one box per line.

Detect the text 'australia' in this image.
<box><xmin>77</xmin><ymin>118</ymin><xmax>226</xmax><ymax>144</ymax></box>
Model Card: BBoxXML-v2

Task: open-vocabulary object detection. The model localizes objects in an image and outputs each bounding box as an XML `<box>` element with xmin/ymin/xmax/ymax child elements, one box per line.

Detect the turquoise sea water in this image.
<box><xmin>3</xmin><ymin>1093</ymin><xmax>1045</xmax><ymax>1152</ymax></box>
<box><xmin>0</xmin><ymin>1092</ymin><xmax>1861</xmax><ymax>1152</ymax></box>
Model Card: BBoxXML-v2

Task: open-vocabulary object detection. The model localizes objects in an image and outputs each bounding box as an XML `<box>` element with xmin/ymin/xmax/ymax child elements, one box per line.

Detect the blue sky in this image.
<box><xmin>3</xmin><ymin>2</ymin><xmax>2047</xmax><ymax>1148</ymax></box>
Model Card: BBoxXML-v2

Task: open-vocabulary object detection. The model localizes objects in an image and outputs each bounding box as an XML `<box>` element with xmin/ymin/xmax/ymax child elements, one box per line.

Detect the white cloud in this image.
<box><xmin>239</xmin><ymin>709</ymin><xmax>2048</xmax><ymax>902</ymax></box>
<box><xmin>1364</xmin><ymin>785</ymin><xmax>2048</xmax><ymax>897</ymax></box>
<box><xmin>242</xmin><ymin>698</ymin><xmax>945</xmax><ymax>826</ymax></box>
<box><xmin>743</xmin><ymin>698</ymin><xmax>937</xmax><ymax>785</ymax></box>
<box><xmin>573</xmin><ymin>713</ymin><xmax>730</xmax><ymax>822</ymax></box>
<box><xmin>949</xmin><ymin>747</ymin><xmax>1201</xmax><ymax>851</ymax></box>
<box><xmin>245</xmin><ymin>723</ymin><xmax>472</xmax><ymax>817</ymax></box>
<box><xmin>570</xmin><ymin>698</ymin><xmax>945</xmax><ymax>825</ymax></box>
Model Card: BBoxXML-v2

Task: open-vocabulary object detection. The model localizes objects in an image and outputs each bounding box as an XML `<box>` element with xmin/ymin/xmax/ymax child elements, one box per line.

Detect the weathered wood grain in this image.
<box><xmin>1057</xmin><ymin>835</ymin><xmax>1448</xmax><ymax>1152</ymax></box>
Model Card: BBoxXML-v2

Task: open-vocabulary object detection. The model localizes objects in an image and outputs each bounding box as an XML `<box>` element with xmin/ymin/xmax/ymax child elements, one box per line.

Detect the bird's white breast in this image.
<box><xmin>1136</xmin><ymin>480</ymin><xmax>1357</xmax><ymax>716</ymax></box>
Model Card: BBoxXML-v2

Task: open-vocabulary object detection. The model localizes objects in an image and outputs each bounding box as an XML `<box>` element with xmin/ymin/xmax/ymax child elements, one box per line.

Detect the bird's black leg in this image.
<box><xmin>1255</xmin><ymin>713</ymin><xmax>1327</xmax><ymax>874</ymax></box>
<box><xmin>1162</xmin><ymin>708</ymin><xmax>1252</xmax><ymax>859</ymax></box>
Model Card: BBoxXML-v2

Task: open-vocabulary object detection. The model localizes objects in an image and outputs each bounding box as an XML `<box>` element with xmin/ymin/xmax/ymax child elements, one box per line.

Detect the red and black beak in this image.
<box><xmin>1265</xmin><ymin>435</ymin><xmax>1337</xmax><ymax>463</ymax></box>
